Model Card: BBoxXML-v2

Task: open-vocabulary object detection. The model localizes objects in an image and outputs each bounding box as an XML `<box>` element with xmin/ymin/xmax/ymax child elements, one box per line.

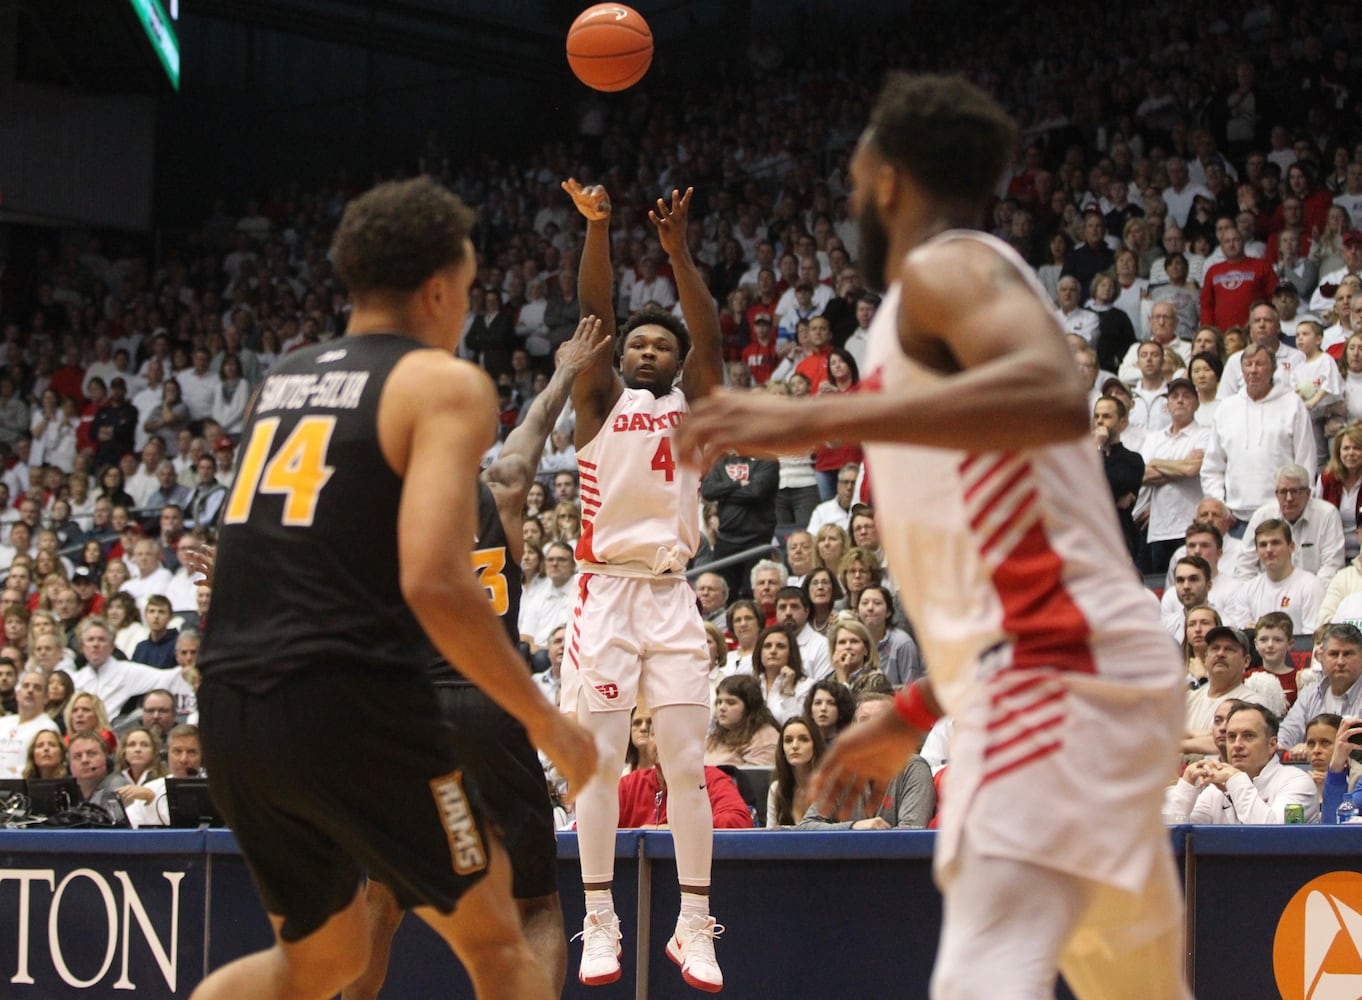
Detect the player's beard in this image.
<box><xmin>858</xmin><ymin>198</ymin><xmax>891</xmax><ymax>293</ymax></box>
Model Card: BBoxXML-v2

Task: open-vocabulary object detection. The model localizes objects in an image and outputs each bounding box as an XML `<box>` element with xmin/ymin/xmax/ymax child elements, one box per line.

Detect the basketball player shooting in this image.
<box><xmin>674</xmin><ymin>75</ymin><xmax>1192</xmax><ymax>1000</ymax></box>
<box><xmin>558</xmin><ymin>179</ymin><xmax>727</xmax><ymax>992</ymax></box>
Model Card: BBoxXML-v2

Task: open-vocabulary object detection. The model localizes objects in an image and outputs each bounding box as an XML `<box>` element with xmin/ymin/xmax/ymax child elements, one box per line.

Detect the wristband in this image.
<box><xmin>894</xmin><ymin>683</ymin><xmax>939</xmax><ymax>732</ymax></box>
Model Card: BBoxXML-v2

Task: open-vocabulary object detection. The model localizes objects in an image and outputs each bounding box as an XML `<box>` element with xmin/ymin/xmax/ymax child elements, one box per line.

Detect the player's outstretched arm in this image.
<box><xmin>562</xmin><ymin>178</ymin><xmax>622</xmax><ymax>442</ymax></box>
<box><xmin>673</xmin><ymin>239</ymin><xmax>1090</xmax><ymax>462</ymax></box>
<box><xmin>486</xmin><ymin>316</ymin><xmax>611</xmax><ymax>517</ymax></box>
<box><xmin>650</xmin><ymin>187</ymin><xmax>723</xmax><ymax>401</ymax></box>
<box><xmin>382</xmin><ymin>351</ymin><xmax>597</xmax><ymax>799</ymax></box>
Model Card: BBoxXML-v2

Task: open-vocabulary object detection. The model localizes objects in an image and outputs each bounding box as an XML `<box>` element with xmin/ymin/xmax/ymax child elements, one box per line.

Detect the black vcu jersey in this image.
<box><xmin>200</xmin><ymin>334</ymin><xmax>442</xmax><ymax>692</ymax></box>
<box><xmin>427</xmin><ymin>481</ymin><xmax>523</xmax><ymax>684</ymax></box>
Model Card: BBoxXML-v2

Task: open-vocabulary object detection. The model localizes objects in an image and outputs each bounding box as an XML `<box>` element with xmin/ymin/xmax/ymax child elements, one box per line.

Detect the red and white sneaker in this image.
<box><xmin>573</xmin><ymin>910</ymin><xmax>622</xmax><ymax>986</ymax></box>
<box><xmin>665</xmin><ymin>914</ymin><xmax>724</xmax><ymax>993</ymax></box>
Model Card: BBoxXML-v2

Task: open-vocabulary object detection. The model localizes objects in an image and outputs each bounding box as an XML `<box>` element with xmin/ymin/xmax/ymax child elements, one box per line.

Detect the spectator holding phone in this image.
<box><xmin>1320</xmin><ymin>714</ymin><xmax>1362</xmax><ymax>822</ymax></box>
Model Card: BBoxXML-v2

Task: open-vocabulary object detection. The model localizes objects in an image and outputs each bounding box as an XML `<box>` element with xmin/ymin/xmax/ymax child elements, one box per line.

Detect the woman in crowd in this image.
<box><xmin>64</xmin><ymin>691</ymin><xmax>116</xmax><ymax>754</ymax></box>
<box><xmin>1318</xmin><ymin>425</ymin><xmax>1362</xmax><ymax>561</ymax></box>
<box><xmin>724</xmin><ymin>599</ymin><xmax>762</xmax><ymax>675</ymax></box>
<box><xmin>1187</xmin><ymin>351</ymin><xmax>1224</xmax><ymax>428</ymax></box>
<box><xmin>837</xmin><ymin>547</ymin><xmax>882</xmax><ymax>613</ymax></box>
<box><xmin>1122</xmin><ymin>217</ymin><xmax>1160</xmax><ymax>278</ymax></box>
<box><xmin>24</xmin><ymin>730</ymin><xmax>67</xmax><ymax>781</ymax></box>
<box><xmin>856</xmin><ymin>585</ymin><xmax>922</xmax><ymax>688</ymax></box>
<box><xmin>1310</xmin><ymin>204</ymin><xmax>1354</xmax><ymax>276</ymax></box>
<box><xmin>45</xmin><ymin>670</ymin><xmax>75</xmax><ymax>734</ymax></box>
<box><xmin>704</xmin><ymin>674</ymin><xmax>779</xmax><ymax>768</ymax></box>
<box><xmin>624</xmin><ymin>703</ymin><xmax>658</xmax><ymax>775</ymax></box>
<box><xmin>751</xmin><ymin>624</ymin><xmax>812</xmax><ymax>725</ymax></box>
<box><xmin>96</xmin><ymin>464</ymin><xmax>134</xmax><ymax>510</ymax></box>
<box><xmin>520</xmin><ymin>542</ymin><xmax>547</xmax><ymax>603</ymax></box>
<box><xmin>211</xmin><ymin>354</ymin><xmax>249</xmax><ymax>436</ymax></box>
<box><xmin>801</xmin><ymin>567</ymin><xmax>842</xmax><ymax>637</ymax></box>
<box><xmin>1222</xmin><ymin>326</ymin><xmax>1247</xmax><ymax>358</ymax></box>
<box><xmin>1036</xmin><ymin>231</ymin><xmax>1070</xmax><ymax>303</ymax></box>
<box><xmin>827</xmin><ymin>619</ymin><xmax>892</xmax><ymax>696</ymax></box>
<box><xmin>1189</xmin><ymin>326</ymin><xmax>1226</xmax><ymax>364</ymax></box>
<box><xmin>257</xmin><ymin>328</ymin><xmax>282</xmax><ymax>375</ymax></box>
<box><xmin>1342</xmin><ymin>334</ymin><xmax>1362</xmax><ymax>424</ymax></box>
<box><xmin>105</xmin><ymin>592</ymin><xmax>148</xmax><ymax>655</ymax></box>
<box><xmin>1183</xmin><ymin>604</ymin><xmax>1223</xmax><ymax>686</ymax></box>
<box><xmin>114</xmin><ymin>727</ymin><xmax>166</xmax><ymax>812</ymax></box>
<box><xmin>703</xmin><ymin>621</ymin><xmax>731</xmax><ymax>702</ymax></box>
<box><xmin>550</xmin><ymin>499</ymin><xmax>581</xmax><ymax>545</ymax></box>
<box><xmin>143</xmin><ymin>378</ymin><xmax>189</xmax><ymax>454</ymax></box>
<box><xmin>523</xmin><ymin>480</ymin><xmax>549</xmax><ymax>521</ymax></box>
<box><xmin>803</xmin><ymin>679</ymin><xmax>856</xmax><ymax>749</ymax></box>
<box><xmin>100</xmin><ymin>559</ymin><xmax>131</xmax><ymax>602</ymax></box>
<box><xmin>765</xmin><ymin>717</ymin><xmax>826</xmax><ymax>829</ymax></box>
<box><xmin>814</xmin><ymin>524</ymin><xmax>849</xmax><ymax>575</ymax></box>
<box><xmin>31</xmin><ymin>388</ymin><xmax>77</xmax><ymax>473</ymax></box>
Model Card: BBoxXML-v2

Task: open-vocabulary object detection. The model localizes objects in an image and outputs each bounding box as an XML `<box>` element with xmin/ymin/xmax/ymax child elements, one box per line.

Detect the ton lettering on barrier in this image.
<box><xmin>0</xmin><ymin>868</ymin><xmax>184</xmax><ymax>991</ymax></box>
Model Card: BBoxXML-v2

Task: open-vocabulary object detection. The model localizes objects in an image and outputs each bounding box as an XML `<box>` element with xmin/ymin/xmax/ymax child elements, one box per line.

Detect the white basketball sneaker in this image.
<box><xmin>574</xmin><ymin>909</ymin><xmax>623</xmax><ymax>986</ymax></box>
<box><xmin>666</xmin><ymin>913</ymin><xmax>724</xmax><ymax>992</ymax></box>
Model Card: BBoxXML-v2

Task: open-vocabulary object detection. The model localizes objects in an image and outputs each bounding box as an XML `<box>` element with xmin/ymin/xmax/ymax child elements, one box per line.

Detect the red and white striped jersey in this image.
<box><xmin>862</xmin><ymin>232</ymin><xmax>1182</xmax><ymax>716</ymax></box>
<box><xmin>575</xmin><ymin>385</ymin><xmax>699</xmax><ymax>575</ymax></box>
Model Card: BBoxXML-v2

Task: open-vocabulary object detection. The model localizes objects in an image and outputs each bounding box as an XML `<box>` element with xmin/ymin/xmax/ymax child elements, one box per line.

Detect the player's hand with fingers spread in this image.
<box><xmin>649</xmin><ymin>187</ymin><xmax>693</xmax><ymax>260</ymax></box>
<box><xmin>674</xmin><ymin>388</ymin><xmax>819</xmax><ymax>467</ymax></box>
<box><xmin>555</xmin><ymin>315</ymin><xmax>614</xmax><ymax>376</ymax></box>
<box><xmin>811</xmin><ymin>705</ymin><xmax>921</xmax><ymax>821</ymax></box>
<box><xmin>181</xmin><ymin>543</ymin><xmax>217</xmax><ymax>586</ymax></box>
<box><xmin>527</xmin><ymin>710</ymin><xmax>599</xmax><ymax>805</ymax></box>
<box><xmin>562</xmin><ymin>178</ymin><xmax>611</xmax><ymax>221</ymax></box>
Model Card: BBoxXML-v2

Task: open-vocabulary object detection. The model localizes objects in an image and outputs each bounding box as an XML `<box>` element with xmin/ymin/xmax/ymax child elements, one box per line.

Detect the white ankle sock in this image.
<box><xmin>585</xmin><ymin>888</ymin><xmax>615</xmax><ymax>916</ymax></box>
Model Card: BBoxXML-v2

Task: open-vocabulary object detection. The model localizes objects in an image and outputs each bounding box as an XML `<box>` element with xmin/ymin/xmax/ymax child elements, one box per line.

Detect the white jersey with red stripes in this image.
<box><xmin>575</xmin><ymin>384</ymin><xmax>699</xmax><ymax>576</ymax></box>
<box><xmin>863</xmin><ymin>230</ymin><xmax>1183</xmax><ymax>893</ymax></box>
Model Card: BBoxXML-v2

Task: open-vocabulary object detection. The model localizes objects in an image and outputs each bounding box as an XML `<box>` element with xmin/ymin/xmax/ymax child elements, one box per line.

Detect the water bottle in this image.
<box><xmin>1338</xmin><ymin>799</ymin><xmax>1357</xmax><ymax>825</ymax></box>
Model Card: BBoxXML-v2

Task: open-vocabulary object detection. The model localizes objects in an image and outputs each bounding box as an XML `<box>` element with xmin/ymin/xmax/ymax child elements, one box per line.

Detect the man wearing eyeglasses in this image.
<box><xmin>1232</xmin><ymin>464</ymin><xmax>1345</xmax><ymax>586</ymax></box>
<box><xmin>805</xmin><ymin>463</ymin><xmax>861</xmax><ymax>537</ymax></box>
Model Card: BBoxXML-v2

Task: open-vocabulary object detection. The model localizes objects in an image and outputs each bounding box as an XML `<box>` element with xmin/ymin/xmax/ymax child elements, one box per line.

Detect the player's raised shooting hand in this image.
<box><xmin>554</xmin><ymin>316</ymin><xmax>613</xmax><ymax>376</ymax></box>
<box><xmin>811</xmin><ymin>707</ymin><xmax>921</xmax><ymax>821</ymax></box>
<box><xmin>562</xmin><ymin>178</ymin><xmax>611</xmax><ymax>222</ymax></box>
<box><xmin>649</xmin><ymin>187</ymin><xmax>694</xmax><ymax>260</ymax></box>
<box><xmin>528</xmin><ymin>711</ymin><xmax>599</xmax><ymax>806</ymax></box>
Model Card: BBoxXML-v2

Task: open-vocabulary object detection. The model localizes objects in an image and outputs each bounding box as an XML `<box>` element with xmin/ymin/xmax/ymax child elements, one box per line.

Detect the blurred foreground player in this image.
<box><xmin>193</xmin><ymin>178</ymin><xmax>596</xmax><ymax>1000</ymax></box>
<box><xmin>676</xmin><ymin>75</ymin><xmax>1190</xmax><ymax>1000</ymax></box>
<box><xmin>343</xmin><ymin>315</ymin><xmax>613</xmax><ymax>1000</ymax></box>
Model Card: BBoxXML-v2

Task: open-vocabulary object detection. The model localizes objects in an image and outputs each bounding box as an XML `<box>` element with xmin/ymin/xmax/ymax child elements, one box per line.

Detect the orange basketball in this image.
<box><xmin>566</xmin><ymin>4</ymin><xmax>653</xmax><ymax>93</ymax></box>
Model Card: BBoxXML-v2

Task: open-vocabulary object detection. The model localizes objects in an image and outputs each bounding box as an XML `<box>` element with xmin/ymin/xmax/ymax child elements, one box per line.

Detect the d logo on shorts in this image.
<box><xmin>1273</xmin><ymin>871</ymin><xmax>1362</xmax><ymax>999</ymax></box>
<box><xmin>429</xmin><ymin>770</ymin><xmax>487</xmax><ymax>876</ymax></box>
<box><xmin>595</xmin><ymin>683</ymin><xmax>620</xmax><ymax>700</ymax></box>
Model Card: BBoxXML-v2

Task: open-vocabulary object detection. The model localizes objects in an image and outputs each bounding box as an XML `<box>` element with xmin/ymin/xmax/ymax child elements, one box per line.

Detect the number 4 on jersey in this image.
<box><xmin>224</xmin><ymin>415</ymin><xmax>338</xmax><ymax>526</ymax></box>
<box><xmin>651</xmin><ymin>437</ymin><xmax>676</xmax><ymax>482</ymax></box>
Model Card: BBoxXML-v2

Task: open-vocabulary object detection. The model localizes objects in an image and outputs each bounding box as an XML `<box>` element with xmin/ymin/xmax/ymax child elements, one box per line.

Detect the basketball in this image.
<box><xmin>566</xmin><ymin>4</ymin><xmax>653</xmax><ymax>93</ymax></box>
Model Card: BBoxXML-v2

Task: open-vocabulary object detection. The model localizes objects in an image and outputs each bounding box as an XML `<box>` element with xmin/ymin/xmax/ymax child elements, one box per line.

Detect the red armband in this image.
<box><xmin>894</xmin><ymin>684</ymin><xmax>939</xmax><ymax>733</ymax></box>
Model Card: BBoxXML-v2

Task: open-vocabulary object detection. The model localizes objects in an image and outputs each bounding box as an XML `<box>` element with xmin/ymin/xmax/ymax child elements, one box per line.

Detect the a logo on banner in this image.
<box><xmin>1274</xmin><ymin>871</ymin><xmax>1362</xmax><ymax>999</ymax></box>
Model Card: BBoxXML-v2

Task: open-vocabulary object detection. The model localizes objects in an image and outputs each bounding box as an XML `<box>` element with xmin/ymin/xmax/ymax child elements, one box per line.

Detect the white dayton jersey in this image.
<box><xmin>575</xmin><ymin>384</ymin><xmax>699</xmax><ymax>574</ymax></box>
<box><xmin>862</xmin><ymin>231</ymin><xmax>1183</xmax><ymax>894</ymax></box>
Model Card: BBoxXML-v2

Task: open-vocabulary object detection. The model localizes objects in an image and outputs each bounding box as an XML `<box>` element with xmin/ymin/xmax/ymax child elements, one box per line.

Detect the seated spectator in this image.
<box><xmin>111</xmin><ymin>726</ymin><xmax>165</xmax><ymax>816</ymax></box>
<box><xmin>782</xmin><ymin>530</ymin><xmax>816</xmax><ymax>587</ymax></box>
<box><xmin>533</xmin><ymin>624</ymin><xmax>566</xmax><ymax>706</ymax></box>
<box><xmin>1316</xmin><ymin>425</ymin><xmax>1362</xmax><ymax>565</ymax></box>
<box><xmin>1247</xmin><ymin>612</ymin><xmax>1302</xmax><ymax>711</ymax></box>
<box><xmin>751</xmin><ymin>625</ymin><xmax>812</xmax><ymax>725</ymax></box>
<box><xmin>1163</xmin><ymin>703</ymin><xmax>1318</xmax><ymax>823</ymax></box>
<box><xmin>23</xmin><ymin>728</ymin><xmax>66</xmax><ymax>780</ymax></box>
<box><xmin>1182</xmin><ymin>605</ymin><xmax>1221</xmax><ymax>687</ymax></box>
<box><xmin>104</xmin><ymin>592</ymin><xmax>147</xmax><ymax>656</ymax></box>
<box><xmin>693</xmin><ymin>572</ymin><xmax>729</xmax><ymax>627</ymax></box>
<box><xmin>124</xmin><ymin>723</ymin><xmax>202</xmax><ymax>829</ymax></box>
<box><xmin>804</xmin><ymin>679</ymin><xmax>856</xmax><ymax>749</ymax></box>
<box><xmin>44</xmin><ymin>670</ymin><xmax>74</xmax><ymax>734</ymax></box>
<box><xmin>618</xmin><ymin>731</ymin><xmax>752</xmax><ymax>830</ymax></box>
<box><xmin>856</xmin><ymin>585</ymin><xmax>921</xmax><ymax>688</ymax></box>
<box><xmin>68</xmin><ymin>728</ymin><xmax>129</xmax><ymax>818</ymax></box>
<box><xmin>774</xmin><ymin>586</ymin><xmax>832</xmax><ymax>681</ymax></box>
<box><xmin>1279</xmin><ymin>623</ymin><xmax>1362</xmax><ymax>752</ymax></box>
<box><xmin>798</xmin><ymin>693</ymin><xmax>935</xmax><ymax>829</ymax></box>
<box><xmin>836</xmin><ymin>547</ymin><xmax>883</xmax><ymax>614</ymax></box>
<box><xmin>800</xmin><ymin>567</ymin><xmax>842</xmax><ymax>637</ymax></box>
<box><xmin>805</xmin><ymin>463</ymin><xmax>859</xmax><ymax>535</ymax></box>
<box><xmin>71</xmin><ymin>617</ymin><xmax>187</xmax><ymax>726</ymax></box>
<box><xmin>624</xmin><ymin>703</ymin><xmax>659</xmax><ymax>776</ymax></box>
<box><xmin>1322</xmin><ymin>520</ymin><xmax>1362</xmax><ymax>625</ymax></box>
<box><xmin>704</xmin><ymin>675</ymin><xmax>779</xmax><ymax>768</ymax></box>
<box><xmin>1185</xmin><ymin>626</ymin><xmax>1283</xmax><ymax>747</ymax></box>
<box><xmin>724</xmin><ymin>599</ymin><xmax>761</xmax><ymax>676</ymax></box>
<box><xmin>0</xmin><ymin>669</ymin><xmax>59</xmax><ymax>777</ymax></box>
<box><xmin>64</xmin><ymin>690</ymin><xmax>116</xmax><ymax>754</ymax></box>
<box><xmin>702</xmin><ymin>622</ymin><xmax>730</xmax><ymax>702</ymax></box>
<box><xmin>813</xmin><ymin>524</ymin><xmax>849</xmax><ymax>575</ymax></box>
<box><xmin>131</xmin><ymin>595</ymin><xmax>179</xmax><ymax>668</ymax></box>
<box><xmin>518</xmin><ymin>541</ymin><xmax>576</xmax><ymax>655</ymax></box>
<box><xmin>826</xmin><ymin>619</ymin><xmax>892</xmax><ymax>697</ymax></box>
<box><xmin>765</xmin><ymin>716</ymin><xmax>825</xmax><ymax>829</ymax></box>
<box><xmin>1234</xmin><ymin>465</ymin><xmax>1345</xmax><ymax>587</ymax></box>
<box><xmin>121</xmin><ymin>538</ymin><xmax>175</xmax><ymax>613</ymax></box>
<box><xmin>1241</xmin><ymin>519</ymin><xmax>1326</xmax><ymax>633</ymax></box>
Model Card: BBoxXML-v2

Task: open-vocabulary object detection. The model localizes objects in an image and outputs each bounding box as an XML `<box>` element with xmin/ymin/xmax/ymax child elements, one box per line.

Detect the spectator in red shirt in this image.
<box><xmin>1201</xmin><ymin>218</ymin><xmax>1278</xmax><ymax>330</ymax></box>
<box><xmin>793</xmin><ymin>316</ymin><xmax>835</xmax><ymax>392</ymax></box>
<box><xmin>741</xmin><ymin>314</ymin><xmax>779</xmax><ymax>385</ymax></box>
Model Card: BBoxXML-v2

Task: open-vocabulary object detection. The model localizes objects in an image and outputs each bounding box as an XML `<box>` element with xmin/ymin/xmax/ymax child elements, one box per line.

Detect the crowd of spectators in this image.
<box><xmin>4</xmin><ymin>0</ymin><xmax>1362</xmax><ymax>828</ymax></box>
